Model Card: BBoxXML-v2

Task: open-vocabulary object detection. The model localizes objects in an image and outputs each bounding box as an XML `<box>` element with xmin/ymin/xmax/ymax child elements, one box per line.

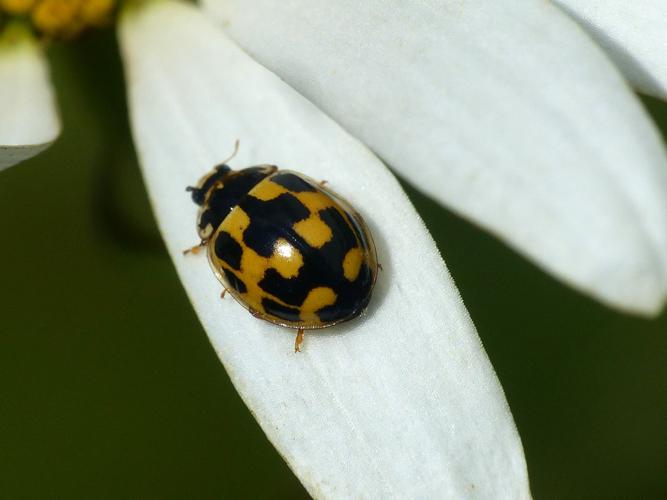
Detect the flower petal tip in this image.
<box><xmin>552</xmin><ymin>0</ymin><xmax>667</xmax><ymax>100</ymax></box>
<box><xmin>0</xmin><ymin>21</ymin><xmax>60</xmax><ymax>171</ymax></box>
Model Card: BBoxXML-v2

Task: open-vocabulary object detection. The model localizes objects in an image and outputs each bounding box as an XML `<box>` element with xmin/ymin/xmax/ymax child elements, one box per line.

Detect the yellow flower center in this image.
<box><xmin>0</xmin><ymin>0</ymin><xmax>116</xmax><ymax>38</ymax></box>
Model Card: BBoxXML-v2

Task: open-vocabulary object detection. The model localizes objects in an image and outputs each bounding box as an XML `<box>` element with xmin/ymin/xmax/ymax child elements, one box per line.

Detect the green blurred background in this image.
<box><xmin>1</xmin><ymin>30</ymin><xmax>665</xmax><ymax>499</ymax></box>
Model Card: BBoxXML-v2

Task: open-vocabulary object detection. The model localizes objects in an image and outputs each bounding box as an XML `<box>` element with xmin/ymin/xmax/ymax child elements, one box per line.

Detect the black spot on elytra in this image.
<box><xmin>262</xmin><ymin>298</ymin><xmax>301</xmax><ymax>322</ymax></box>
<box><xmin>256</xmin><ymin>207</ymin><xmax>363</xmax><ymax>307</ymax></box>
<box><xmin>270</xmin><ymin>172</ymin><xmax>318</xmax><ymax>192</ymax></box>
<box><xmin>223</xmin><ymin>268</ymin><xmax>247</xmax><ymax>294</ymax></box>
<box><xmin>315</xmin><ymin>263</ymin><xmax>373</xmax><ymax>323</ymax></box>
<box><xmin>214</xmin><ymin>231</ymin><xmax>242</xmax><ymax>270</ymax></box>
<box><xmin>245</xmin><ymin>195</ymin><xmax>374</xmax><ymax>324</ymax></box>
<box><xmin>239</xmin><ymin>193</ymin><xmax>310</xmax><ymax>257</ymax></box>
<box><xmin>260</xmin><ymin>268</ymin><xmax>311</xmax><ymax>305</ymax></box>
<box><xmin>317</xmin><ymin>208</ymin><xmax>358</xmax><ymax>267</ymax></box>
<box><xmin>197</xmin><ymin>167</ymin><xmax>274</xmax><ymax>236</ymax></box>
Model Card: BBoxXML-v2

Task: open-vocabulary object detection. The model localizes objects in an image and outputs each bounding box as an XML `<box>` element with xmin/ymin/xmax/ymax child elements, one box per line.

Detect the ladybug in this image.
<box><xmin>185</xmin><ymin>145</ymin><xmax>378</xmax><ymax>352</ymax></box>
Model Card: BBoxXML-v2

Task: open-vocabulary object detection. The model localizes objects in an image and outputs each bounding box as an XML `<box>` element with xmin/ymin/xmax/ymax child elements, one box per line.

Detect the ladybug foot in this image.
<box><xmin>294</xmin><ymin>328</ymin><xmax>305</xmax><ymax>353</ymax></box>
<box><xmin>182</xmin><ymin>241</ymin><xmax>206</xmax><ymax>256</ymax></box>
<box><xmin>220</xmin><ymin>289</ymin><xmax>227</xmax><ymax>299</ymax></box>
<box><xmin>319</xmin><ymin>179</ymin><xmax>328</xmax><ymax>187</ymax></box>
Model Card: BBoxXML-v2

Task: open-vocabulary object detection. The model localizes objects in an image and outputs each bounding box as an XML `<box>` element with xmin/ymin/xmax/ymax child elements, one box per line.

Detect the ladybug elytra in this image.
<box><xmin>185</xmin><ymin>148</ymin><xmax>378</xmax><ymax>352</ymax></box>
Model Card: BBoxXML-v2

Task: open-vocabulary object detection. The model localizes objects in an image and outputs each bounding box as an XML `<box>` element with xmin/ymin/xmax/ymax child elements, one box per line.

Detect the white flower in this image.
<box><xmin>1</xmin><ymin>0</ymin><xmax>666</xmax><ymax>498</ymax></box>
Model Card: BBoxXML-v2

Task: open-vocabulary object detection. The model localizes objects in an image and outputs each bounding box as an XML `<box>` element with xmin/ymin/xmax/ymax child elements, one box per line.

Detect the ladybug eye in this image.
<box><xmin>186</xmin><ymin>185</ymin><xmax>206</xmax><ymax>205</ymax></box>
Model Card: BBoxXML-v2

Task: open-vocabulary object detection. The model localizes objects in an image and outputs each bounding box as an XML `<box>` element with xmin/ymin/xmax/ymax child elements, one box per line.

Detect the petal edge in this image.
<box><xmin>553</xmin><ymin>0</ymin><xmax>667</xmax><ymax>100</ymax></box>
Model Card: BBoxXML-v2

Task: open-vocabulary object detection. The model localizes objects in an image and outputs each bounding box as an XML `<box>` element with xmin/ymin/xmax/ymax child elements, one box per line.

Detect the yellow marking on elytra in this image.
<box><xmin>237</xmin><ymin>244</ymin><xmax>267</xmax><ymax>286</ymax></box>
<box><xmin>293</xmin><ymin>215</ymin><xmax>333</xmax><ymax>249</ymax></box>
<box><xmin>269</xmin><ymin>239</ymin><xmax>303</xmax><ymax>278</ymax></box>
<box><xmin>342</xmin><ymin>247</ymin><xmax>363</xmax><ymax>282</ymax></box>
<box><xmin>252</xmin><ymin>175</ymin><xmax>337</xmax><ymax>213</ymax></box>
<box><xmin>212</xmin><ymin>206</ymin><xmax>304</xmax><ymax>316</ymax></box>
<box><xmin>300</xmin><ymin>287</ymin><xmax>337</xmax><ymax>323</ymax></box>
<box><xmin>292</xmin><ymin>191</ymin><xmax>335</xmax><ymax>214</ymax></box>
<box><xmin>250</xmin><ymin>180</ymin><xmax>289</xmax><ymax>201</ymax></box>
<box><xmin>289</xmin><ymin>188</ymin><xmax>340</xmax><ymax>249</ymax></box>
<box><xmin>222</xmin><ymin>206</ymin><xmax>251</xmax><ymax>237</ymax></box>
<box><xmin>215</xmin><ymin>208</ymin><xmax>266</xmax><ymax>312</ymax></box>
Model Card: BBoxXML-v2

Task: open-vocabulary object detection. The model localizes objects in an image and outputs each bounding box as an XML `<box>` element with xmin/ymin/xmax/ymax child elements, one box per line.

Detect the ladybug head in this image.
<box><xmin>186</xmin><ymin>164</ymin><xmax>232</xmax><ymax>206</ymax></box>
<box><xmin>189</xmin><ymin>165</ymin><xmax>279</xmax><ymax>241</ymax></box>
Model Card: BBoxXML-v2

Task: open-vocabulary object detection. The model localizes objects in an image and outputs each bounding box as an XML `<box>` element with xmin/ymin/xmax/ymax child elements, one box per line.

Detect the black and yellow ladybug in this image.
<box><xmin>185</xmin><ymin>149</ymin><xmax>378</xmax><ymax>352</ymax></box>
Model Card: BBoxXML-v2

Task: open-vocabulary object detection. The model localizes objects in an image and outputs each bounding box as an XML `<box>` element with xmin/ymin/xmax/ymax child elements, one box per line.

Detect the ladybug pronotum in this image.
<box><xmin>185</xmin><ymin>147</ymin><xmax>378</xmax><ymax>352</ymax></box>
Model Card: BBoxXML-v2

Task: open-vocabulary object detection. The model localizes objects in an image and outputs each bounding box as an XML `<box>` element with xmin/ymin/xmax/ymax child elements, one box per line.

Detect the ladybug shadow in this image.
<box><xmin>307</xmin><ymin>218</ymin><xmax>392</xmax><ymax>341</ymax></box>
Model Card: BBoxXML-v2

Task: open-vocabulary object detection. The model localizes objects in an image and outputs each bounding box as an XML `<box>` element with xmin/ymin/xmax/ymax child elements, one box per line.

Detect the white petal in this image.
<box><xmin>119</xmin><ymin>1</ymin><xmax>529</xmax><ymax>497</ymax></box>
<box><xmin>0</xmin><ymin>24</ymin><xmax>60</xmax><ymax>170</ymax></box>
<box><xmin>203</xmin><ymin>0</ymin><xmax>667</xmax><ymax>316</ymax></box>
<box><xmin>553</xmin><ymin>0</ymin><xmax>667</xmax><ymax>99</ymax></box>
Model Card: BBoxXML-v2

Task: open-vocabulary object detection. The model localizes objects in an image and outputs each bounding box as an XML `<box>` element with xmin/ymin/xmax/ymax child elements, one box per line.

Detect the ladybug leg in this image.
<box><xmin>220</xmin><ymin>288</ymin><xmax>227</xmax><ymax>299</ymax></box>
<box><xmin>319</xmin><ymin>180</ymin><xmax>328</xmax><ymax>187</ymax></box>
<box><xmin>378</xmin><ymin>263</ymin><xmax>383</xmax><ymax>271</ymax></box>
<box><xmin>294</xmin><ymin>328</ymin><xmax>305</xmax><ymax>353</ymax></box>
<box><xmin>182</xmin><ymin>240</ymin><xmax>207</xmax><ymax>256</ymax></box>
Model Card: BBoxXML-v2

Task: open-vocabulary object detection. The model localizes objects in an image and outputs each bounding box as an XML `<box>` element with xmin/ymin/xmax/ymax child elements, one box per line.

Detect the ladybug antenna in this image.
<box><xmin>219</xmin><ymin>139</ymin><xmax>240</xmax><ymax>166</ymax></box>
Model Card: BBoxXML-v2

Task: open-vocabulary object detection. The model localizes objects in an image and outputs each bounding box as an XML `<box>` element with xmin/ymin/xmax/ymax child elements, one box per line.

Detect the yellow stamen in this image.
<box><xmin>0</xmin><ymin>0</ymin><xmax>36</xmax><ymax>14</ymax></box>
<box><xmin>31</xmin><ymin>0</ymin><xmax>80</xmax><ymax>36</ymax></box>
<box><xmin>1</xmin><ymin>0</ymin><xmax>117</xmax><ymax>38</ymax></box>
<box><xmin>79</xmin><ymin>0</ymin><xmax>114</xmax><ymax>26</ymax></box>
